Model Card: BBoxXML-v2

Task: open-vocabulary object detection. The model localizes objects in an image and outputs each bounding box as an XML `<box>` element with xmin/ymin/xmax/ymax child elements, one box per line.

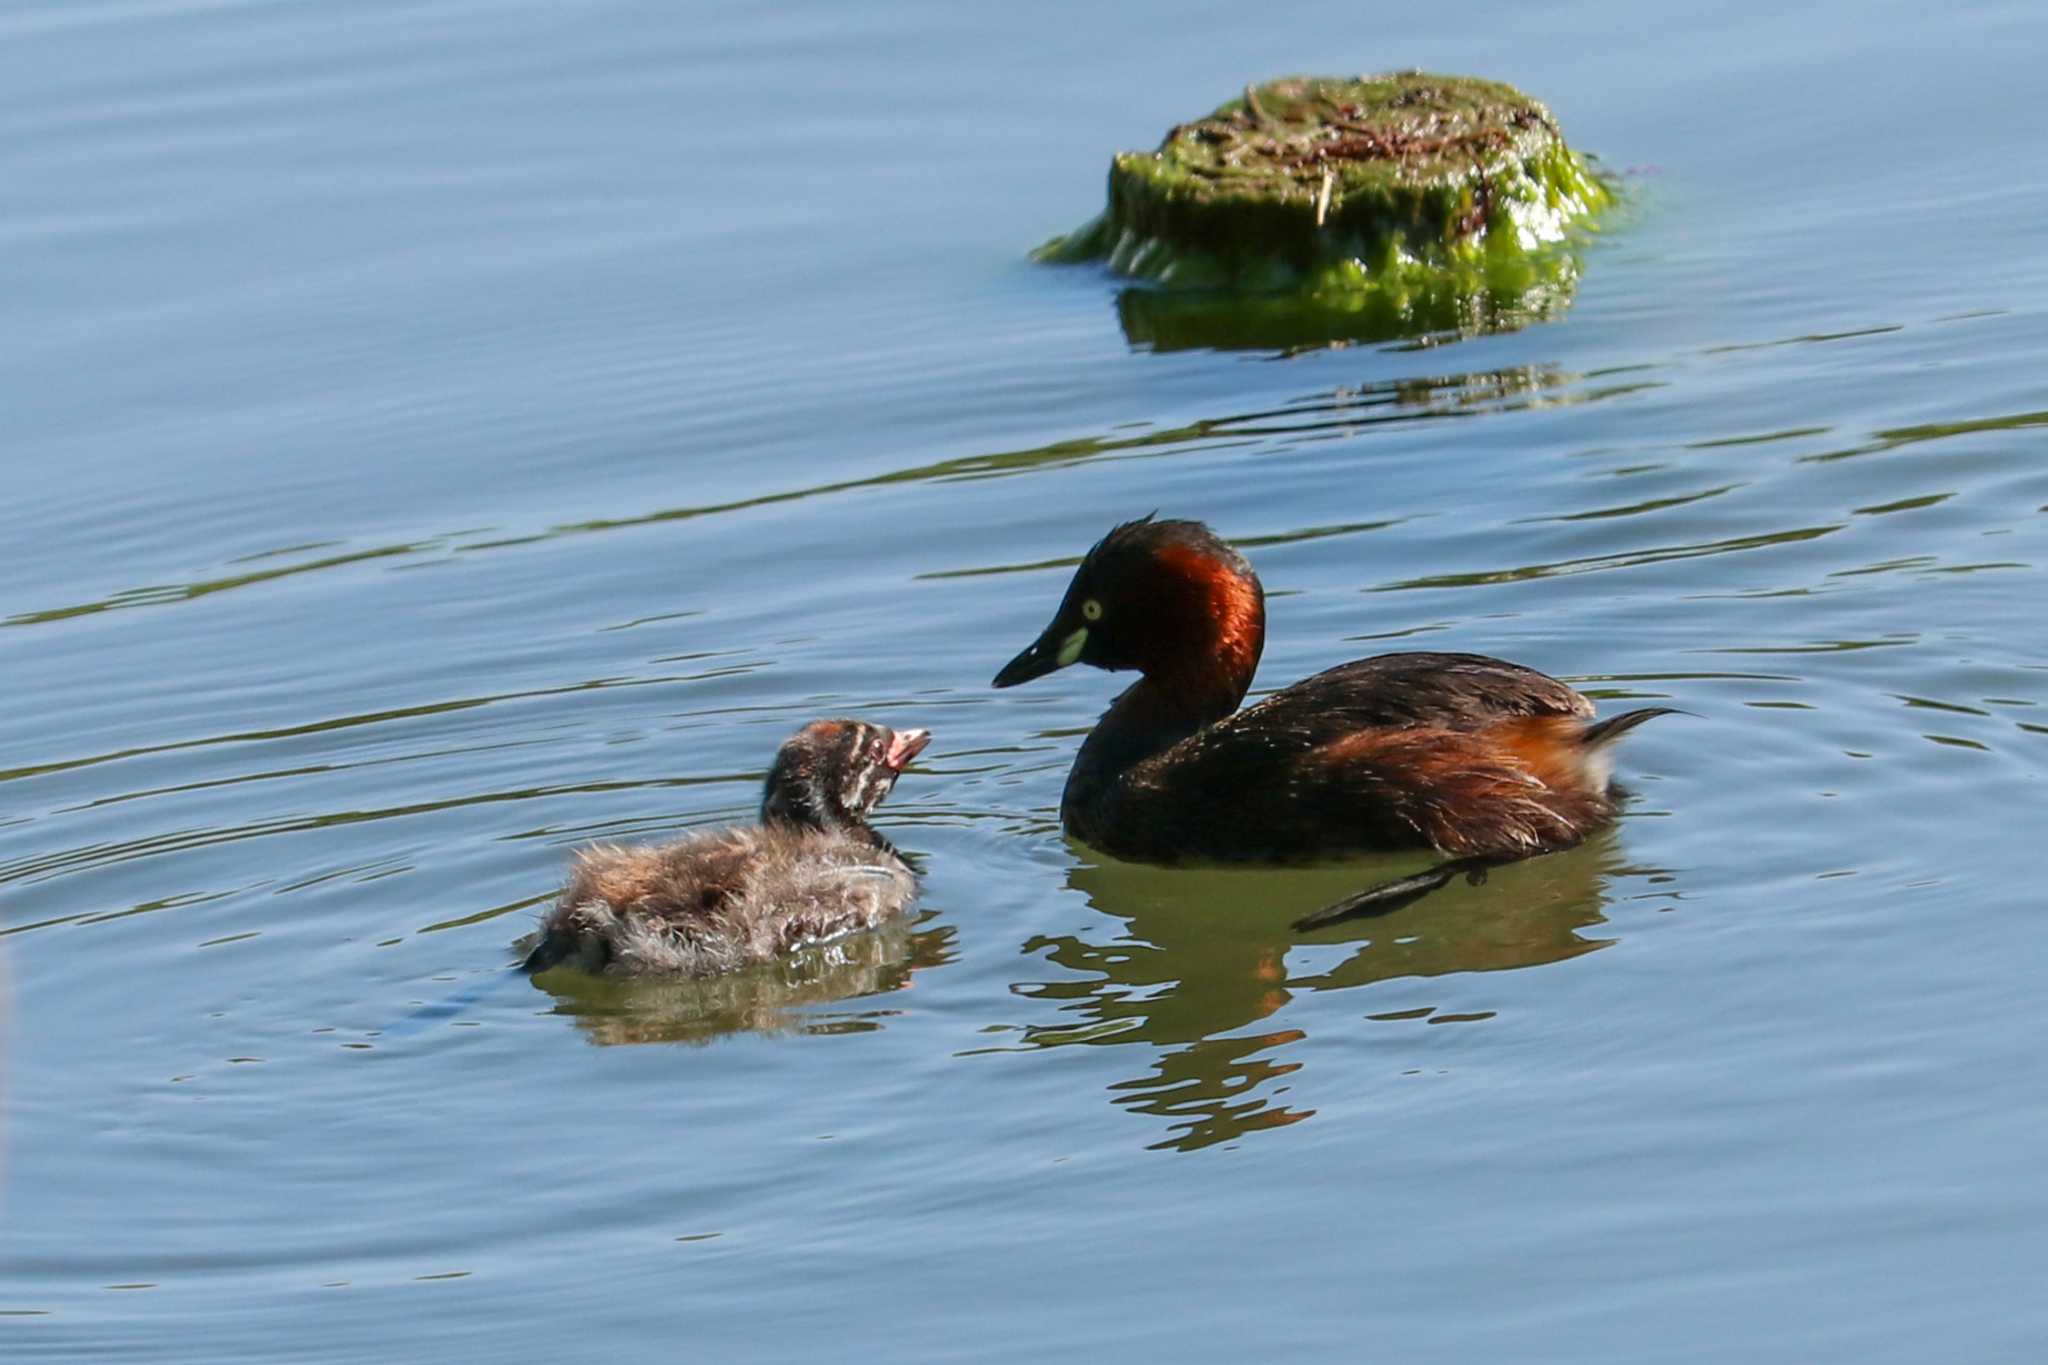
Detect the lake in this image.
<box><xmin>4</xmin><ymin>1</ymin><xmax>2045</xmax><ymax>1360</ymax></box>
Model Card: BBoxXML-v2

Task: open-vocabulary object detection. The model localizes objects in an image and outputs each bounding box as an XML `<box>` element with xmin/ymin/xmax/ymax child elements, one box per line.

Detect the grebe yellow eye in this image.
<box><xmin>1082</xmin><ymin>598</ymin><xmax>1103</xmax><ymax>622</ymax></box>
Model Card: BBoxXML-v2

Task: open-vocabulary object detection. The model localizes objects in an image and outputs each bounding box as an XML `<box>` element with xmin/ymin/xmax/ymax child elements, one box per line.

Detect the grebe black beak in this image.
<box><xmin>993</xmin><ymin>621</ymin><xmax>1085</xmax><ymax>688</ymax></box>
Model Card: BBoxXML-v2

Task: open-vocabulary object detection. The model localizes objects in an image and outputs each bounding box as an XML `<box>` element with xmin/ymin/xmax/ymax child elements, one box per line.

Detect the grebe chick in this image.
<box><xmin>992</xmin><ymin>517</ymin><xmax>1674</xmax><ymax>925</ymax></box>
<box><xmin>523</xmin><ymin>720</ymin><xmax>930</xmax><ymax>976</ymax></box>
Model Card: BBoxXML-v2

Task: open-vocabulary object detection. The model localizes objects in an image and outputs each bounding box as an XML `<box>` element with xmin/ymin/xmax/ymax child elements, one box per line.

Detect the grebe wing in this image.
<box><xmin>1236</xmin><ymin>651</ymin><xmax>1592</xmax><ymax>740</ymax></box>
<box><xmin>1133</xmin><ymin>710</ymin><xmax>1596</xmax><ymax>860</ymax></box>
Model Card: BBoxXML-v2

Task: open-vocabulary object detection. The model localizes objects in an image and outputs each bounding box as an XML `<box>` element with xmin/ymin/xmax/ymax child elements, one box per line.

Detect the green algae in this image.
<box><xmin>1038</xmin><ymin>72</ymin><xmax>1615</xmax><ymax>348</ymax></box>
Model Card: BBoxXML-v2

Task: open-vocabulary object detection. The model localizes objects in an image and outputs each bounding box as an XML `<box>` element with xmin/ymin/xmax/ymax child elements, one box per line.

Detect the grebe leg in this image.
<box><xmin>1291</xmin><ymin>854</ymin><xmax>1514</xmax><ymax>932</ymax></box>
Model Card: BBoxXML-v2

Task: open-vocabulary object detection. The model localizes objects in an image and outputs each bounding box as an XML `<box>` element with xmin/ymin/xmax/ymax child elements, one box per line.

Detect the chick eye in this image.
<box><xmin>1081</xmin><ymin>598</ymin><xmax>1104</xmax><ymax>622</ymax></box>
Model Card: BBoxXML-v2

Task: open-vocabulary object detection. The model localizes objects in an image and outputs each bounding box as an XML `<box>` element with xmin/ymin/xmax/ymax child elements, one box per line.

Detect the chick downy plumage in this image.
<box><xmin>523</xmin><ymin>720</ymin><xmax>929</xmax><ymax>977</ymax></box>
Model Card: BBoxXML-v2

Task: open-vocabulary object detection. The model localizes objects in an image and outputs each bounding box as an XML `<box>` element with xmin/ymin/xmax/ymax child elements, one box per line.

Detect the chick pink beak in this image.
<box><xmin>884</xmin><ymin>728</ymin><xmax>931</xmax><ymax>772</ymax></box>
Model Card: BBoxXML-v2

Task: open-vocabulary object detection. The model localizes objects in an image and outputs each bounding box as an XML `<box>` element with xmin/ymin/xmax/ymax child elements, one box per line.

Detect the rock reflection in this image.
<box><xmin>1013</xmin><ymin>836</ymin><xmax>1625</xmax><ymax>1151</ymax></box>
<box><xmin>532</xmin><ymin>915</ymin><xmax>955</xmax><ymax>1046</ymax></box>
<box><xmin>1114</xmin><ymin>256</ymin><xmax>1585</xmax><ymax>355</ymax></box>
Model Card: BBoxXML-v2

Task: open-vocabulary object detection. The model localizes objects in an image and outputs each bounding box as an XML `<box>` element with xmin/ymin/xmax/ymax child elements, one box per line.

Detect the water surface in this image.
<box><xmin>5</xmin><ymin>2</ymin><xmax>2046</xmax><ymax>1360</ymax></box>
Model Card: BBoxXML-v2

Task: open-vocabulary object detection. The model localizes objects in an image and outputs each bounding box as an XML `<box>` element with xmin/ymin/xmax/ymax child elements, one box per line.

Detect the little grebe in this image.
<box><xmin>523</xmin><ymin>720</ymin><xmax>930</xmax><ymax>975</ymax></box>
<box><xmin>992</xmin><ymin>518</ymin><xmax>1672</xmax><ymax>925</ymax></box>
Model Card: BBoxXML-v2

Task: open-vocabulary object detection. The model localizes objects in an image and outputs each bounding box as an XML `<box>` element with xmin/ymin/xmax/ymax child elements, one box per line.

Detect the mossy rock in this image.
<box><xmin>1039</xmin><ymin>72</ymin><xmax>1612</xmax><ymax>346</ymax></box>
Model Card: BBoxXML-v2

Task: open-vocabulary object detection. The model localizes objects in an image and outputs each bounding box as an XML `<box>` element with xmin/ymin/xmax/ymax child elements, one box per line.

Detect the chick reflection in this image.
<box><xmin>534</xmin><ymin>916</ymin><xmax>954</xmax><ymax>1046</ymax></box>
<box><xmin>1015</xmin><ymin>834</ymin><xmax>1624</xmax><ymax>1151</ymax></box>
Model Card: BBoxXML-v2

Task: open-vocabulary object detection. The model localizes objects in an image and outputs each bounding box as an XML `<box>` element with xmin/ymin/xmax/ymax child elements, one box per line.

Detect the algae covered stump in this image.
<box><xmin>1039</xmin><ymin>72</ymin><xmax>1614</xmax><ymax>346</ymax></box>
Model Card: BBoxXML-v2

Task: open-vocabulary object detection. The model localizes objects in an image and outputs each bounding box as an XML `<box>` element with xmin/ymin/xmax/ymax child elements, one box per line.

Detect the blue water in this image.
<box><xmin>5</xmin><ymin>2</ymin><xmax>2046</xmax><ymax>1359</ymax></box>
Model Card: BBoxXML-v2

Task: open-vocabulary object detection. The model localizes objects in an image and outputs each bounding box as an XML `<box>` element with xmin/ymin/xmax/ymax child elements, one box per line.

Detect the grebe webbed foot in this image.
<box><xmin>1291</xmin><ymin>854</ymin><xmax>1515</xmax><ymax>932</ymax></box>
